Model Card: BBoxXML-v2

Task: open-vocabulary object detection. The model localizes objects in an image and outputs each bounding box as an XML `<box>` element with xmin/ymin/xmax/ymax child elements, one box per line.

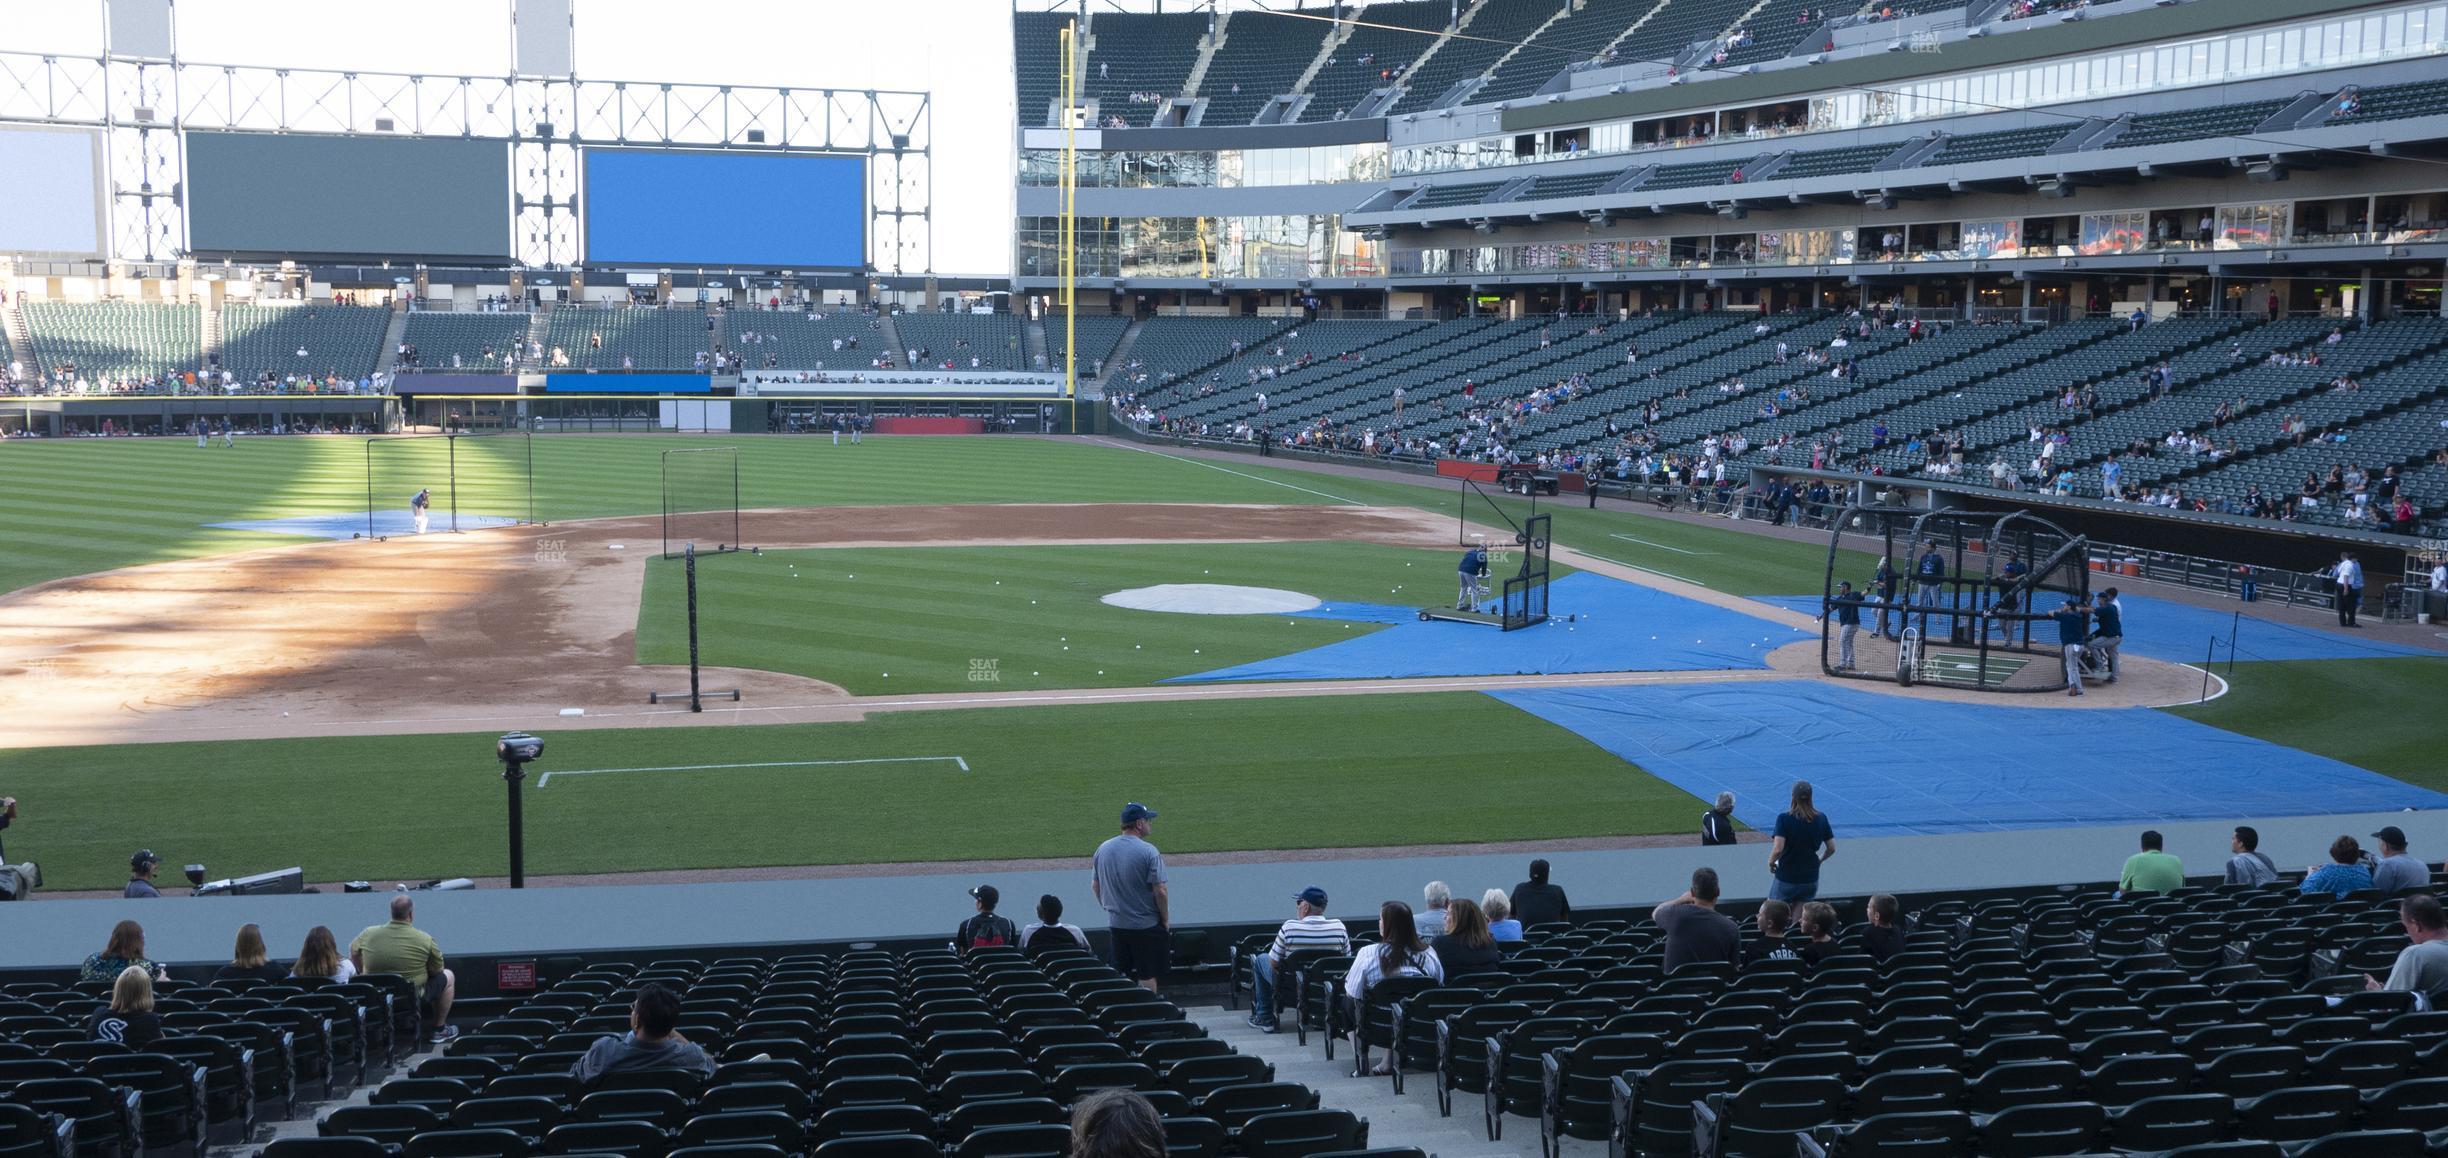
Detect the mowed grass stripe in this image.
<box><xmin>0</xmin><ymin>436</ymin><xmax>1338</xmax><ymax>594</ymax></box>
<box><xmin>0</xmin><ymin>692</ymin><xmax>1699</xmax><ymax>890</ymax></box>
<box><xmin>638</xmin><ymin>541</ymin><xmax>1557</xmax><ymax>693</ymax></box>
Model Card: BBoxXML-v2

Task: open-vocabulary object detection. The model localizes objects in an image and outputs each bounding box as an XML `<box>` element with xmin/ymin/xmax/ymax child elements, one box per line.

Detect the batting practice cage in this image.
<box><xmin>1427</xmin><ymin>476</ymin><xmax>1554</xmax><ymax>631</ymax></box>
<box><xmin>661</xmin><ymin>446</ymin><xmax>743</xmax><ymax>559</ymax></box>
<box><xmin>362</xmin><ymin>431</ymin><xmax>538</xmax><ymax>539</ymax></box>
<box><xmin>1819</xmin><ymin>505</ymin><xmax>2091</xmax><ymax>692</ymax></box>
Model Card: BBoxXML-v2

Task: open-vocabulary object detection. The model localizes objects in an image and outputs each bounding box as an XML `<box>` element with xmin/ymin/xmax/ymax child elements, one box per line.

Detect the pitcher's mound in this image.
<box><xmin>1101</xmin><ymin>584</ymin><xmax>1323</xmax><ymax>615</ymax></box>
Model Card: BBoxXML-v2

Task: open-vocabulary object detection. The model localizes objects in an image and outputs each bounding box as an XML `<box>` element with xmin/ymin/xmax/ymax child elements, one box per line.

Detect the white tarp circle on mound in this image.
<box><xmin>1100</xmin><ymin>584</ymin><xmax>1323</xmax><ymax>615</ymax></box>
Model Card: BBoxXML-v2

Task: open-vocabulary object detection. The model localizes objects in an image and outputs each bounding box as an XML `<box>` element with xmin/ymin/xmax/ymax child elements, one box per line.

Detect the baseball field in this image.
<box><xmin>0</xmin><ymin>433</ymin><xmax>2438</xmax><ymax>892</ymax></box>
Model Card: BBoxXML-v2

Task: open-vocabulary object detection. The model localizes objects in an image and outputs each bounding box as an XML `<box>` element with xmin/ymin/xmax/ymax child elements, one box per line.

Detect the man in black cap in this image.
<box><xmin>2374</xmin><ymin>826</ymin><xmax>2434</xmax><ymax>894</ymax></box>
<box><xmin>954</xmin><ymin>884</ymin><xmax>1018</xmax><ymax>951</ymax></box>
<box><xmin>1248</xmin><ymin>886</ymin><xmax>1350</xmax><ymax>1033</ymax></box>
<box><xmin>1093</xmin><ymin>802</ymin><xmax>1170</xmax><ymax>992</ymax></box>
<box><xmin>124</xmin><ymin>850</ymin><xmax>163</xmax><ymax>898</ymax></box>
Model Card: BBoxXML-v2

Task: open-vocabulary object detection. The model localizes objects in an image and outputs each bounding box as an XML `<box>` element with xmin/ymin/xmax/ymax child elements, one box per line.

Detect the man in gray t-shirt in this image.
<box><xmin>571</xmin><ymin>983</ymin><xmax>714</xmax><ymax>1087</ymax></box>
<box><xmin>2372</xmin><ymin>826</ymin><xmax>2434</xmax><ymax>894</ymax></box>
<box><xmin>1093</xmin><ymin>802</ymin><xmax>1171</xmax><ymax>991</ymax></box>
<box><xmin>2372</xmin><ymin>895</ymin><xmax>2448</xmax><ymax>1003</ymax></box>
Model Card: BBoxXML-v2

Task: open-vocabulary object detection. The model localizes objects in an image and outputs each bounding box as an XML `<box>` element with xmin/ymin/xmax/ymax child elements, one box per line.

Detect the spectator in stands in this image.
<box><xmin>1482</xmin><ymin>889</ymin><xmax>1524</xmax><ymax>942</ymax></box>
<box><xmin>2374</xmin><ymin>827</ymin><xmax>2433</xmax><ymax>893</ymax></box>
<box><xmin>955</xmin><ymin>884</ymin><xmax>1019</xmax><ymax>950</ymax></box>
<box><xmin>1070</xmin><ymin>1088</ymin><xmax>1167</xmax><ymax>1158</ymax></box>
<box><xmin>1702</xmin><ymin>792</ymin><xmax>1739</xmax><ymax>846</ymax></box>
<box><xmin>1094</xmin><ymin>802</ymin><xmax>1171</xmax><ymax>993</ymax></box>
<box><xmin>572</xmin><ymin>982</ymin><xmax>715</xmax><ymax>1087</ymax></box>
<box><xmin>1248</xmin><ymin>886</ymin><xmax>1350</xmax><ymax>1033</ymax></box>
<box><xmin>2370</xmin><ymin>894</ymin><xmax>2448</xmax><ymax>1000</ymax></box>
<box><xmin>2118</xmin><ymin>830</ymin><xmax>2186</xmax><ymax>896</ymax></box>
<box><xmin>352</xmin><ymin>896</ymin><xmax>456</xmax><ymax>1043</ymax></box>
<box><xmin>215</xmin><ymin>924</ymin><xmax>289</xmax><ymax>984</ymax></box>
<box><xmin>1019</xmin><ymin>894</ymin><xmax>1090</xmax><ymax>952</ymax></box>
<box><xmin>2298</xmin><ymin>835</ymin><xmax>2377</xmax><ymax>898</ymax></box>
<box><xmin>1434</xmin><ymin>898</ymin><xmax>1504</xmax><ymax>980</ymax></box>
<box><xmin>80</xmin><ymin>920</ymin><xmax>168</xmax><ymax>984</ymax></box>
<box><xmin>1346</xmin><ymin>901</ymin><xmax>1442</xmax><ymax>1070</ymax></box>
<box><xmin>124</xmin><ymin>849</ymin><xmax>163</xmax><ymax>898</ymax></box>
<box><xmin>1796</xmin><ymin>902</ymin><xmax>1841</xmax><ymax>967</ymax></box>
<box><xmin>1768</xmin><ymin>781</ymin><xmax>1836</xmax><ymax>904</ymax></box>
<box><xmin>2226</xmin><ymin>826</ymin><xmax>2280</xmax><ymax>886</ymax></box>
<box><xmin>1656</xmin><ymin>868</ymin><xmax>1741</xmax><ymax>971</ymax></box>
<box><xmin>292</xmin><ymin>925</ymin><xmax>355</xmax><ymax>982</ymax></box>
<box><xmin>1418</xmin><ymin>881</ymin><xmax>1453</xmax><ymax>937</ymax></box>
<box><xmin>1862</xmin><ymin>894</ymin><xmax>1905</xmax><ymax>963</ymax></box>
<box><xmin>1746</xmin><ymin>899</ymin><xmax>1802</xmax><ymax>968</ymax></box>
<box><xmin>1511</xmin><ymin>859</ymin><xmax>1571</xmax><ymax>927</ymax></box>
<box><xmin>87</xmin><ymin>966</ymin><xmax>163</xmax><ymax>1047</ymax></box>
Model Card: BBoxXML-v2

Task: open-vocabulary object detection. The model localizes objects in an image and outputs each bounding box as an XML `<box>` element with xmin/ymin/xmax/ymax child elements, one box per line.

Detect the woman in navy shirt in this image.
<box><xmin>1768</xmin><ymin>780</ymin><xmax>1837</xmax><ymax>904</ymax></box>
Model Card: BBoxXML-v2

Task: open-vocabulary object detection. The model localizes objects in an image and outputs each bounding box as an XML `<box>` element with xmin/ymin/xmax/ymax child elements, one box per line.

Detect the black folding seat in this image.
<box><xmin>1973</xmin><ymin>1101</ymin><xmax>2107</xmax><ymax>1157</ymax></box>
<box><xmin>2232</xmin><ymin>1083</ymin><xmax>2360</xmax><ymax>1143</ymax></box>
<box><xmin>2201</xmin><ymin>1046</ymin><xmax>2308</xmax><ymax>1098</ymax></box>
<box><xmin>1235</xmin><ymin>1109</ymin><xmax>1364</xmax><ymax>1157</ymax></box>
<box><xmin>1691</xmin><ymin>1075</ymin><xmax>1847</xmax><ymax>1158</ymax></box>
<box><xmin>1191</xmin><ymin>1083</ymin><xmax>1315</xmax><ymax>1131</ymax></box>
<box><xmin>538</xmin><ymin>1120</ymin><xmax>669</xmax><ymax>1158</ymax></box>
<box><xmin>1540</xmin><ymin>1035</ymin><xmax>1666</xmax><ymax>1153</ymax></box>
<box><xmin>2357</xmin><ymin>1075</ymin><xmax>2448</xmax><ymax>1133</ymax></box>
<box><xmin>321</xmin><ymin>1104</ymin><xmax>443</xmax><ymax>1148</ymax></box>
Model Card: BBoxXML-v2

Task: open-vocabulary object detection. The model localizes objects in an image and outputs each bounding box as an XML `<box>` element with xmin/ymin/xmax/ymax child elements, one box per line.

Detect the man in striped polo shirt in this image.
<box><xmin>1248</xmin><ymin>886</ymin><xmax>1351</xmax><ymax>1033</ymax></box>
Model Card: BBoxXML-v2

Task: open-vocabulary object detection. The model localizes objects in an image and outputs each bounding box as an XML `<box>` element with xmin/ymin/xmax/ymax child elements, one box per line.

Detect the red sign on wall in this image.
<box><xmin>497</xmin><ymin>961</ymin><xmax>538</xmax><ymax>991</ymax></box>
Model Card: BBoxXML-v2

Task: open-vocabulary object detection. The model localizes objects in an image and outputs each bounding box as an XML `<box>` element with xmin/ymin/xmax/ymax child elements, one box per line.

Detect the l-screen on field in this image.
<box><xmin>0</xmin><ymin>434</ymin><xmax>2437</xmax><ymax>893</ymax></box>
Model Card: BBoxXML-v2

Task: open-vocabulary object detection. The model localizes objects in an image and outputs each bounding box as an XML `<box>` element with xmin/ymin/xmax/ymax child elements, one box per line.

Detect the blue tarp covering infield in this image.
<box><xmin>1492</xmin><ymin>680</ymin><xmax>2448</xmax><ymax>836</ymax></box>
<box><xmin>210</xmin><ymin>512</ymin><xmax>523</xmax><ymax>540</ymax></box>
<box><xmin>1169</xmin><ymin>571</ymin><xmax>1809</xmax><ymax>682</ymax></box>
<box><xmin>1748</xmin><ymin>591</ymin><xmax>2432</xmax><ymax>664</ymax></box>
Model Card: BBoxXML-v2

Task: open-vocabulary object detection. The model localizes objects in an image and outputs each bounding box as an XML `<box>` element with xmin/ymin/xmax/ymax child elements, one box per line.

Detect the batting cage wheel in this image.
<box><xmin>1896</xmin><ymin>627</ymin><xmax>1921</xmax><ymax>687</ymax></box>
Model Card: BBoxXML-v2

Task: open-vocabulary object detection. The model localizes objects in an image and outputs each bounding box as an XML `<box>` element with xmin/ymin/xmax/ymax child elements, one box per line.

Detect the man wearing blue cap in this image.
<box><xmin>1248</xmin><ymin>886</ymin><xmax>1351</xmax><ymax>1033</ymax></box>
<box><xmin>1094</xmin><ymin>802</ymin><xmax>1171</xmax><ymax>992</ymax></box>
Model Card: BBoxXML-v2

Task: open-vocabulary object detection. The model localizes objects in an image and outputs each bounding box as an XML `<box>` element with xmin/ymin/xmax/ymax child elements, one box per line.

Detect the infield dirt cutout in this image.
<box><xmin>0</xmin><ymin>500</ymin><xmax>2210</xmax><ymax>750</ymax></box>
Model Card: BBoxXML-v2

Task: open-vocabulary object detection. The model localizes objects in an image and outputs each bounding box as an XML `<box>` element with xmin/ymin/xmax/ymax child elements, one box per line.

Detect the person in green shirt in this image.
<box><xmin>2118</xmin><ymin>829</ymin><xmax>2187</xmax><ymax>896</ymax></box>
<box><xmin>350</xmin><ymin>896</ymin><xmax>456</xmax><ymax>1043</ymax></box>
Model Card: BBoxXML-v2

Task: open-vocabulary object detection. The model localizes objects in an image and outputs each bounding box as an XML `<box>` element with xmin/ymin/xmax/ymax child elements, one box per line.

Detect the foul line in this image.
<box><xmin>1608</xmin><ymin>533</ymin><xmax>1716</xmax><ymax>557</ymax></box>
<box><xmin>1093</xmin><ymin>439</ymin><xmax>1367</xmax><ymax>506</ymax></box>
<box><xmin>537</xmin><ymin>756</ymin><xmax>970</xmax><ymax>789</ymax></box>
<box><xmin>1574</xmin><ymin>550</ymin><xmax>1704</xmax><ymax>588</ymax></box>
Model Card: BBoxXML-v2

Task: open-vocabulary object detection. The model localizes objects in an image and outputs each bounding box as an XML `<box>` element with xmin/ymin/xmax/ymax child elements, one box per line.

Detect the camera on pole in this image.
<box><xmin>496</xmin><ymin>732</ymin><xmax>544</xmax><ymax>888</ymax></box>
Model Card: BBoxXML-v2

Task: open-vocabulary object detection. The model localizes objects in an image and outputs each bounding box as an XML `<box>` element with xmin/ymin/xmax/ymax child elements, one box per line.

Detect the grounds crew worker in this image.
<box><xmin>1457</xmin><ymin>544</ymin><xmax>1489</xmax><ymax>611</ymax></box>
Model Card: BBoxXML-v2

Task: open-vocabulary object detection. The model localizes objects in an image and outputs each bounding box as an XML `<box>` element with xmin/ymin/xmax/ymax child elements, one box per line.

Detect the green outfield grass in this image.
<box><xmin>0</xmin><ymin>434</ymin><xmax>1869</xmax><ymax>597</ymax></box>
<box><xmin>0</xmin><ymin>435</ymin><xmax>1337</xmax><ymax>594</ymax></box>
<box><xmin>637</xmin><ymin>541</ymin><xmax>1573</xmax><ymax>693</ymax></box>
<box><xmin>2167</xmin><ymin>656</ymin><xmax>2448</xmax><ymax>790</ymax></box>
<box><xmin>0</xmin><ymin>693</ymin><xmax>1697</xmax><ymax>891</ymax></box>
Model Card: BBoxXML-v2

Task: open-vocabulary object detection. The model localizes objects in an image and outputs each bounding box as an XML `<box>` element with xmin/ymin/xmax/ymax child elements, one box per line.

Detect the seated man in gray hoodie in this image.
<box><xmin>2225</xmin><ymin>826</ymin><xmax>2280</xmax><ymax>886</ymax></box>
<box><xmin>572</xmin><ymin>983</ymin><xmax>715</xmax><ymax>1087</ymax></box>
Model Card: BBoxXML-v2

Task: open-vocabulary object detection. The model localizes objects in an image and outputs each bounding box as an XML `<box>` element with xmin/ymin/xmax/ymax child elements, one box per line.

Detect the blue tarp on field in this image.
<box><xmin>1748</xmin><ymin>592</ymin><xmax>2434</xmax><ymax>664</ymax></box>
<box><xmin>1491</xmin><ymin>680</ymin><xmax>2448</xmax><ymax>835</ymax></box>
<box><xmin>1169</xmin><ymin>571</ymin><xmax>1808</xmax><ymax>682</ymax></box>
<box><xmin>210</xmin><ymin>512</ymin><xmax>523</xmax><ymax>540</ymax></box>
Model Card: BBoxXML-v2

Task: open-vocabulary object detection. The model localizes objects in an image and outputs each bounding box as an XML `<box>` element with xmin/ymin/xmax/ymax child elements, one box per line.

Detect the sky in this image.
<box><xmin>7</xmin><ymin>0</ymin><xmax>1020</xmax><ymax>275</ymax></box>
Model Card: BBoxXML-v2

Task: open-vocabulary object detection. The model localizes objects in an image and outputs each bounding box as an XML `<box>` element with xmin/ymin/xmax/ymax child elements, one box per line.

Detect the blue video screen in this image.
<box><xmin>584</xmin><ymin>149</ymin><xmax>866</xmax><ymax>268</ymax></box>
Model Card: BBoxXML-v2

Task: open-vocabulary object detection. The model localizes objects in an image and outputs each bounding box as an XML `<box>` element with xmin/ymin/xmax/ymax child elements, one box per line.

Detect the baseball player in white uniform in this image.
<box><xmin>411</xmin><ymin>488</ymin><xmax>432</xmax><ymax>535</ymax></box>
